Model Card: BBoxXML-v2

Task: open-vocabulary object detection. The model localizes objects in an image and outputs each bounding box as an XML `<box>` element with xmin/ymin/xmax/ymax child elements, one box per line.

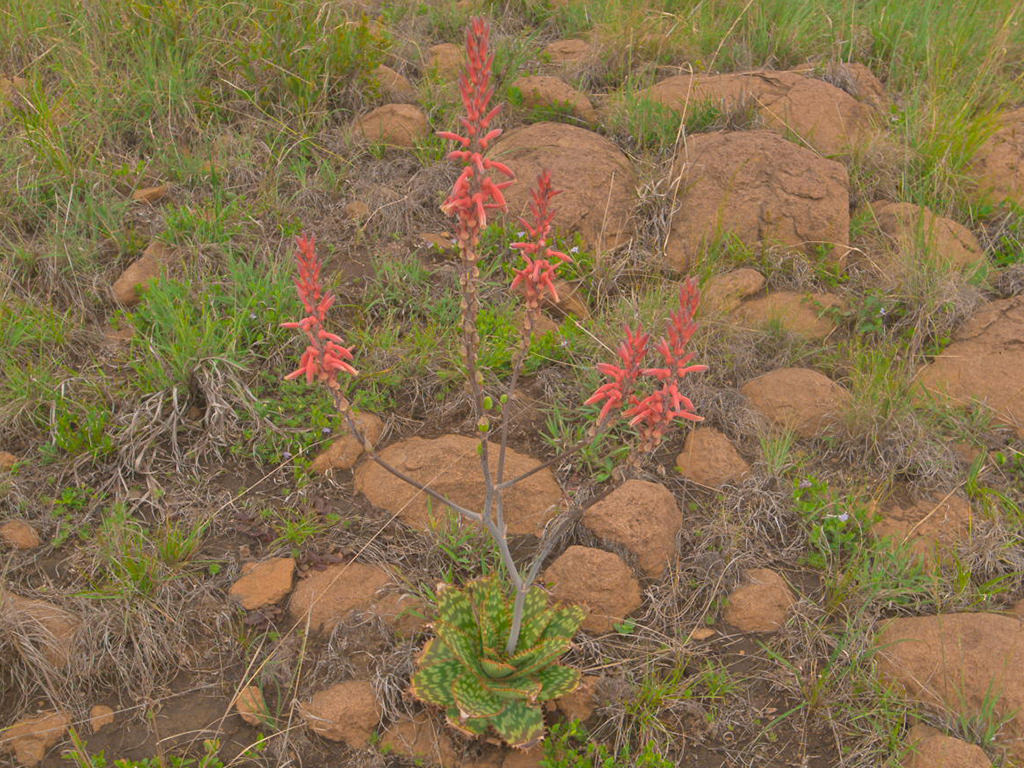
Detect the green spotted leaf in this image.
<box><xmin>410</xmin><ymin>639</ymin><xmax>461</xmax><ymax>709</ymax></box>
<box><xmin>452</xmin><ymin>671</ymin><xmax>505</xmax><ymax>719</ymax></box>
<box><xmin>480</xmin><ymin>655</ymin><xmax>517</xmax><ymax>679</ymax></box>
<box><xmin>541</xmin><ymin>604</ymin><xmax>586</xmax><ymax>642</ymax></box>
<box><xmin>437</xmin><ymin>586</ymin><xmax>479</xmax><ymax>637</ymax></box>
<box><xmin>537</xmin><ymin>663</ymin><xmax>580</xmax><ymax>701</ymax></box>
<box><xmin>436</xmin><ymin>619</ymin><xmax>483</xmax><ymax>674</ymax></box>
<box><xmin>517</xmin><ymin>588</ymin><xmax>555</xmax><ymax>648</ymax></box>
<box><xmin>413</xmin><ymin>576</ymin><xmax>582</xmax><ymax>748</ymax></box>
<box><xmin>476</xmin><ymin>577</ymin><xmax>512</xmax><ymax>651</ymax></box>
<box><xmin>488</xmin><ymin>676</ymin><xmax>543</xmax><ymax>702</ymax></box>
<box><xmin>490</xmin><ymin>698</ymin><xmax>545</xmax><ymax>749</ymax></box>
<box><xmin>445</xmin><ymin>707</ymin><xmax>490</xmax><ymax>737</ymax></box>
<box><xmin>508</xmin><ymin>635</ymin><xmax>571</xmax><ymax>678</ymax></box>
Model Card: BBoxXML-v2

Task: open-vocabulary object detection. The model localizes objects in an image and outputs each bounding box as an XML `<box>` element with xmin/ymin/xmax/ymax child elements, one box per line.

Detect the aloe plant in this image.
<box><xmin>411</xmin><ymin>575</ymin><xmax>585</xmax><ymax>749</ymax></box>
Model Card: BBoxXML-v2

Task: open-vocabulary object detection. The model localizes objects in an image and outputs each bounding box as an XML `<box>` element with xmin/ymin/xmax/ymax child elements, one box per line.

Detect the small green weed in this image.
<box><xmin>758</xmin><ymin>430</ymin><xmax>798</xmax><ymax>476</ymax></box>
<box><xmin>427</xmin><ymin>505</ymin><xmax>500</xmax><ymax>584</ymax></box>
<box><xmin>507</xmin><ymin>84</ymin><xmax>583</xmax><ymax>125</ymax></box>
<box><xmin>541</xmin><ymin>719</ymin><xmax>673</xmax><ymax>768</ymax></box>
<box><xmin>125</xmin><ymin>254</ymin><xmax>296</xmax><ymax>392</ymax></box>
<box><xmin>65</xmin><ymin>729</ymin><xmax>225</xmax><ymax>768</ymax></box>
<box><xmin>543</xmin><ymin>409</ymin><xmax>630</xmax><ymax>483</ymax></box>
<box><xmin>606</xmin><ymin>95</ymin><xmax>681</xmax><ymax>153</ymax></box>
<box><xmin>49</xmin><ymin>485</ymin><xmax>105</xmax><ymax>548</ymax></box>
<box><xmin>792</xmin><ymin>475</ymin><xmax>875</xmax><ymax>569</ymax></box>
<box><xmin>85</xmin><ymin>504</ymin><xmax>208</xmax><ymax>598</ymax></box>
<box><xmin>42</xmin><ymin>394</ymin><xmax>116</xmax><ymax>462</ymax></box>
<box><xmin>225</xmin><ymin>7</ymin><xmax>387</xmax><ymax>114</ymax></box>
<box><xmin>260</xmin><ymin>505</ymin><xmax>338</xmax><ymax>557</ymax></box>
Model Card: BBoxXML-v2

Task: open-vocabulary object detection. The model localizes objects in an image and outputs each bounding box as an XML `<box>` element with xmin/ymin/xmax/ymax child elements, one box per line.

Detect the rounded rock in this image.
<box><xmin>543</xmin><ymin>546</ymin><xmax>642</xmax><ymax>634</ymax></box>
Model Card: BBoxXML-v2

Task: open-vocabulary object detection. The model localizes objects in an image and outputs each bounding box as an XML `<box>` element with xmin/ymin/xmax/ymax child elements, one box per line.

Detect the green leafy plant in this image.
<box><xmin>64</xmin><ymin>729</ymin><xmax>225</xmax><ymax>768</ymax></box>
<box><xmin>541</xmin><ymin>719</ymin><xmax>673</xmax><ymax>768</ymax></box>
<box><xmin>792</xmin><ymin>475</ymin><xmax>875</xmax><ymax>569</ymax></box>
<box><xmin>280</xmin><ymin>17</ymin><xmax>707</xmax><ymax>749</ymax></box>
<box><xmin>411</xmin><ymin>574</ymin><xmax>584</xmax><ymax>748</ymax></box>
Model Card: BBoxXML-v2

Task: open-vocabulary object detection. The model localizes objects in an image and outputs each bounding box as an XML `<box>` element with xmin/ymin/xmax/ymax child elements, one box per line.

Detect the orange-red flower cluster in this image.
<box><xmin>281</xmin><ymin>235</ymin><xmax>357</xmax><ymax>389</ymax></box>
<box><xmin>585</xmin><ymin>280</ymin><xmax>707</xmax><ymax>450</ymax></box>
<box><xmin>437</xmin><ymin>17</ymin><xmax>514</xmax><ymax>229</ymax></box>
<box><xmin>510</xmin><ymin>171</ymin><xmax>571</xmax><ymax>306</ymax></box>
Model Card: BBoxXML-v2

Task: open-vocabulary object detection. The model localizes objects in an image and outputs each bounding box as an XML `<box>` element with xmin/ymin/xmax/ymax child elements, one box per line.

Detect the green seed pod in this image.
<box><xmin>483</xmin><ymin>396</ymin><xmax>493</xmax><ymax>411</ymax></box>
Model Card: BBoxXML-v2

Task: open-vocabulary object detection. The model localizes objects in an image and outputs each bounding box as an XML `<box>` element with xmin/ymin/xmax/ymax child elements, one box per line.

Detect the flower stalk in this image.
<box><xmin>281</xmin><ymin>15</ymin><xmax>707</xmax><ymax>749</ymax></box>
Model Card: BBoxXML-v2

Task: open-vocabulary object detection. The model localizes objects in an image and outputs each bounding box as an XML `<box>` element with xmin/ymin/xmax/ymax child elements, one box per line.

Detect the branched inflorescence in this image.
<box><xmin>281</xmin><ymin>235</ymin><xmax>357</xmax><ymax>392</ymax></box>
<box><xmin>586</xmin><ymin>280</ymin><xmax>708</xmax><ymax>452</ymax></box>
<box><xmin>510</xmin><ymin>170</ymin><xmax>571</xmax><ymax>309</ymax></box>
<box><xmin>437</xmin><ymin>17</ymin><xmax>514</xmax><ymax>239</ymax></box>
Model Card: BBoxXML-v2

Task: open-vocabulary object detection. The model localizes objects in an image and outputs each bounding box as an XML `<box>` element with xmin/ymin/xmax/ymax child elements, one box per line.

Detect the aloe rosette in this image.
<box><xmin>411</xmin><ymin>575</ymin><xmax>585</xmax><ymax>748</ymax></box>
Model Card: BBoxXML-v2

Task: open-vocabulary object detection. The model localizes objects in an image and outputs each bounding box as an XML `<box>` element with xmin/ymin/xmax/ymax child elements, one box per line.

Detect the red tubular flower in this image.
<box><xmin>586</xmin><ymin>279</ymin><xmax>707</xmax><ymax>450</ymax></box>
<box><xmin>282</xmin><ymin>235</ymin><xmax>357</xmax><ymax>389</ymax></box>
<box><xmin>584</xmin><ymin>325</ymin><xmax>648</xmax><ymax>423</ymax></box>
<box><xmin>510</xmin><ymin>170</ymin><xmax>572</xmax><ymax>307</ymax></box>
<box><xmin>439</xmin><ymin>18</ymin><xmax>514</xmax><ymax>231</ymax></box>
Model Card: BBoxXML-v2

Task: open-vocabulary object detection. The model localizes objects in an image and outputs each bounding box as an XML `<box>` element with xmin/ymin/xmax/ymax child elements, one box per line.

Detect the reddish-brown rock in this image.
<box><xmin>644</xmin><ymin>69</ymin><xmax>877</xmax><ymax>155</ymax></box>
<box><xmin>969</xmin><ymin>107</ymin><xmax>1024</xmax><ymax>206</ymax></box>
<box><xmin>228</xmin><ymin>557</ymin><xmax>295</xmax><ymax>610</ymax></box>
<box><xmin>866</xmin><ymin>201</ymin><xmax>985</xmax><ymax>278</ymax></box>
<box><xmin>675</xmin><ymin>427</ymin><xmax>751</xmax><ymax>488</ymax></box>
<box><xmin>701</xmin><ymin>268</ymin><xmax>766</xmax><ymax>313</ymax></box>
<box><xmin>234</xmin><ymin>686</ymin><xmax>269</xmax><ymax>727</ymax></box>
<box><xmin>380</xmin><ymin>710</ymin><xmax>458</xmax><ymax>766</ymax></box>
<box><xmin>355</xmin><ymin>103</ymin><xmax>429</xmax><ymax>147</ymax></box>
<box><xmin>826</xmin><ymin>62</ymin><xmax>890</xmax><ymax>114</ymax></box>
<box><xmin>1</xmin><ymin>711</ymin><xmax>71</xmax><ymax>767</ymax></box>
<box><xmin>741</xmin><ymin>368</ymin><xmax>852</xmax><ymax>438</ymax></box>
<box><xmin>309</xmin><ymin>411</ymin><xmax>384</xmax><ymax>473</ymax></box>
<box><xmin>88</xmin><ymin>704</ymin><xmax>115</xmax><ymax>734</ymax></box>
<box><xmin>302</xmin><ymin>680</ymin><xmax>380</xmax><ymax>747</ymax></box>
<box><xmin>511</xmin><ymin>75</ymin><xmax>596</xmax><ymax>123</ymax></box>
<box><xmin>344</xmin><ymin>199</ymin><xmax>370</xmax><ymax>222</ymax></box>
<box><xmin>555</xmin><ymin>674</ymin><xmax>600</xmax><ymax>723</ymax></box>
<box><xmin>493</xmin><ymin>122</ymin><xmax>636</xmax><ymax>251</ymax></box>
<box><xmin>354</xmin><ymin>434</ymin><xmax>562</xmax><ymax>537</ymax></box>
<box><xmin>915</xmin><ymin>297</ymin><xmax>1024</xmax><ymax>437</ymax></box>
<box><xmin>131</xmin><ymin>184</ymin><xmax>170</xmax><ymax>204</ymax></box>
<box><xmin>722</xmin><ymin>568</ymin><xmax>796</xmax><ymax>632</ymax></box>
<box><xmin>665</xmin><ymin>131</ymin><xmax>849</xmax><ymax>271</ymax></box>
<box><xmin>543</xmin><ymin>546</ymin><xmax>643</xmax><ymax>634</ymax></box>
<box><xmin>288</xmin><ymin>561</ymin><xmax>391</xmax><ymax>633</ymax></box>
<box><xmin>501</xmin><ymin>748</ymin><xmax>545</xmax><ymax>768</ymax></box>
<box><xmin>582</xmin><ymin>480</ymin><xmax>680</xmax><ymax>577</ymax></box>
<box><xmin>1</xmin><ymin>520</ymin><xmax>41</xmax><ymax>550</ymax></box>
<box><xmin>373</xmin><ymin>64</ymin><xmax>417</xmax><ymax>103</ymax></box>
<box><xmin>732</xmin><ymin>291</ymin><xmax>842</xmax><ymax>339</ymax></box>
<box><xmin>427</xmin><ymin>43</ymin><xmax>464</xmax><ymax>79</ymax></box>
<box><xmin>371</xmin><ymin>591</ymin><xmax>431</xmax><ymax>638</ymax></box>
<box><xmin>0</xmin><ymin>590</ymin><xmax>79</xmax><ymax>667</ymax></box>
<box><xmin>875</xmin><ymin>613</ymin><xmax>1024</xmax><ymax>762</ymax></box>
<box><xmin>872</xmin><ymin>494</ymin><xmax>973</xmax><ymax>569</ymax></box>
<box><xmin>903</xmin><ymin>724</ymin><xmax>993</xmax><ymax>768</ymax></box>
<box><xmin>546</xmin><ymin>279</ymin><xmax>589</xmax><ymax>319</ymax></box>
<box><xmin>542</xmin><ymin>39</ymin><xmax>592</xmax><ymax>67</ymax></box>
<box><xmin>112</xmin><ymin>241</ymin><xmax>174</xmax><ymax>305</ymax></box>
<box><xmin>0</xmin><ymin>451</ymin><xmax>17</xmax><ymax>470</ymax></box>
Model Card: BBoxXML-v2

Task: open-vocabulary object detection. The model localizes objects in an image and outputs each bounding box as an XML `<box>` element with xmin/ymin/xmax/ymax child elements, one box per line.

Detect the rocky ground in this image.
<box><xmin>2</xmin><ymin>1</ymin><xmax>1024</xmax><ymax>767</ymax></box>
